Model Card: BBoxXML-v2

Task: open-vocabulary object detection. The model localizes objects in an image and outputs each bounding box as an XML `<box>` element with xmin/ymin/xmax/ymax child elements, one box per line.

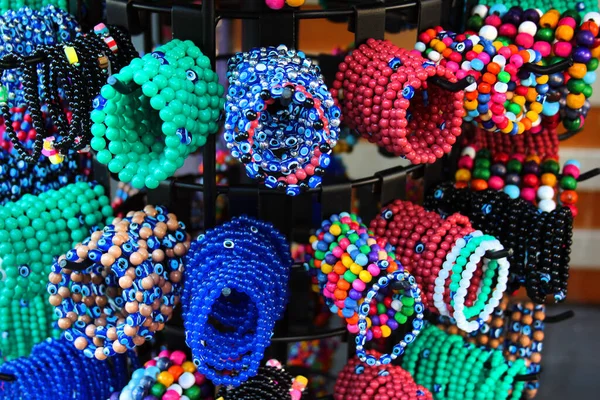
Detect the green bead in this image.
<box><xmin>151</xmin><ymin>383</ymin><xmax>166</xmax><ymax>397</ymax></box>
<box><xmin>536</xmin><ymin>27</ymin><xmax>555</xmax><ymax>42</ymax></box>
<box><xmin>560</xmin><ymin>176</ymin><xmax>577</xmax><ymax>190</ymax></box>
<box><xmin>507</xmin><ymin>102</ymin><xmax>521</xmax><ymax>115</ymax></box>
<box><xmin>184</xmin><ymin>385</ymin><xmax>201</xmax><ymax>400</ymax></box>
<box><xmin>563</xmin><ymin>117</ymin><xmax>581</xmax><ymax>131</ymax></box>
<box><xmin>96</xmin><ymin>150</ymin><xmax>112</xmax><ymax>164</ymax></box>
<box><xmin>467</xmin><ymin>15</ymin><xmax>483</xmax><ymax>31</ymax></box>
<box><xmin>497</xmin><ymin>71</ymin><xmax>510</xmax><ymax>83</ymax></box>
<box><xmin>506</xmin><ymin>159</ymin><xmax>522</xmax><ymax>173</ymax></box>
<box><xmin>394</xmin><ymin>312</ymin><xmax>408</xmax><ymax>324</ymax></box>
<box><xmin>472</xmin><ymin>168</ymin><xmax>490</xmax><ymax>180</ymax></box>
<box><xmin>562</xmin><ymin>9</ymin><xmax>581</xmax><ymax>25</ymax></box>
<box><xmin>343</xmin><ymin>270</ymin><xmax>357</xmax><ymax>283</ymax></box>
<box><xmin>567</xmin><ymin>79</ymin><xmax>586</xmax><ymax>94</ymax></box>
<box><xmin>587</xmin><ymin>58</ymin><xmax>598</xmax><ymax>72</ymax></box>
<box><xmin>541</xmin><ymin>159</ymin><xmax>560</xmax><ymax>174</ymax></box>
<box><xmin>582</xmin><ymin>85</ymin><xmax>593</xmax><ymax>99</ymax></box>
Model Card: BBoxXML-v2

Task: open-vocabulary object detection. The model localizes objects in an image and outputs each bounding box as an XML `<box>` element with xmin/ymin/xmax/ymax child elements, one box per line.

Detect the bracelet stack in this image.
<box><xmin>332</xmin><ymin>39</ymin><xmax>465</xmax><ymax>163</ymax></box>
<box><xmin>112</xmin><ymin>349</ymin><xmax>213</xmax><ymax>400</ymax></box>
<box><xmin>91</xmin><ymin>39</ymin><xmax>224</xmax><ymax>189</ymax></box>
<box><xmin>334</xmin><ymin>351</ymin><xmax>433</xmax><ymax>400</ymax></box>
<box><xmin>0</xmin><ymin>181</ymin><xmax>111</xmax><ymax>362</ymax></box>
<box><xmin>0</xmin><ymin>0</ymin><xmax>68</xmax><ymax>12</ymax></box>
<box><xmin>403</xmin><ymin>323</ymin><xmax>528</xmax><ymax>400</ymax></box>
<box><xmin>50</xmin><ymin>205</ymin><xmax>189</xmax><ymax>359</ymax></box>
<box><xmin>225</xmin><ymin>45</ymin><xmax>340</xmax><ymax>195</ymax></box>
<box><xmin>216</xmin><ymin>359</ymin><xmax>307</xmax><ymax>400</ymax></box>
<box><xmin>265</xmin><ymin>0</ymin><xmax>305</xmax><ymax>9</ymax></box>
<box><xmin>182</xmin><ymin>216</ymin><xmax>292</xmax><ymax>386</ymax></box>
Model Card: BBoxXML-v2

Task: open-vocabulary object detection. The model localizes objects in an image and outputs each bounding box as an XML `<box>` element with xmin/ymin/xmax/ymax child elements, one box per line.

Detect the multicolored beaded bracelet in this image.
<box><xmin>91</xmin><ymin>39</ymin><xmax>224</xmax><ymax>189</ymax></box>
<box><xmin>0</xmin><ymin>181</ymin><xmax>112</xmax><ymax>362</ymax></box>
<box><xmin>112</xmin><ymin>349</ymin><xmax>213</xmax><ymax>400</ymax></box>
<box><xmin>225</xmin><ymin>45</ymin><xmax>340</xmax><ymax>195</ymax></box>
<box><xmin>356</xmin><ymin>269</ymin><xmax>425</xmax><ymax>366</ymax></box>
<box><xmin>265</xmin><ymin>0</ymin><xmax>305</xmax><ymax>9</ymax></box>
<box><xmin>50</xmin><ymin>205</ymin><xmax>189</xmax><ymax>359</ymax></box>
<box><xmin>332</xmin><ymin>39</ymin><xmax>465</xmax><ymax>163</ymax></box>
<box><xmin>334</xmin><ymin>351</ymin><xmax>433</xmax><ymax>400</ymax></box>
<box><xmin>0</xmin><ymin>337</ymin><xmax>132</xmax><ymax>400</ymax></box>
<box><xmin>473</xmin><ymin>1</ymin><xmax>597</xmax><ymax>17</ymax></box>
<box><xmin>182</xmin><ymin>216</ymin><xmax>291</xmax><ymax>386</ymax></box>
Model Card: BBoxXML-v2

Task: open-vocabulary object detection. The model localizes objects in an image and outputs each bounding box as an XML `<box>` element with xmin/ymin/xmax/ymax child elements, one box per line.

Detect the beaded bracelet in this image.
<box><xmin>265</xmin><ymin>0</ymin><xmax>305</xmax><ymax>9</ymax></box>
<box><xmin>92</xmin><ymin>39</ymin><xmax>224</xmax><ymax>189</ymax></box>
<box><xmin>0</xmin><ymin>337</ymin><xmax>131</xmax><ymax>399</ymax></box>
<box><xmin>334</xmin><ymin>351</ymin><xmax>433</xmax><ymax>400</ymax></box>
<box><xmin>182</xmin><ymin>216</ymin><xmax>291</xmax><ymax>386</ymax></box>
<box><xmin>50</xmin><ymin>205</ymin><xmax>189</xmax><ymax>359</ymax></box>
<box><xmin>0</xmin><ymin>0</ymin><xmax>68</xmax><ymax>12</ymax></box>
<box><xmin>112</xmin><ymin>349</ymin><xmax>213</xmax><ymax>400</ymax></box>
<box><xmin>0</xmin><ymin>181</ymin><xmax>111</xmax><ymax>362</ymax></box>
<box><xmin>225</xmin><ymin>45</ymin><xmax>340</xmax><ymax>195</ymax></box>
<box><xmin>356</xmin><ymin>269</ymin><xmax>425</xmax><ymax>366</ymax></box>
<box><xmin>332</xmin><ymin>38</ymin><xmax>464</xmax><ymax>163</ymax></box>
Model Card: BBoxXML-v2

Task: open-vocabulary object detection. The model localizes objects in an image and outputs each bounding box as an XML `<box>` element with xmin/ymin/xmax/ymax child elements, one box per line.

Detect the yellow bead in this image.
<box><xmin>349</xmin><ymin>263</ymin><xmax>363</xmax><ymax>275</ymax></box>
<box><xmin>501</xmin><ymin>120</ymin><xmax>513</xmax><ymax>134</ymax></box>
<box><xmin>536</xmin><ymin>75</ymin><xmax>549</xmax><ymax>84</ymax></box>
<box><xmin>309</xmin><ymin>235</ymin><xmax>317</xmax><ymax>244</ymax></box>
<box><xmin>64</xmin><ymin>46</ymin><xmax>79</xmax><ymax>65</ymax></box>
<box><xmin>430</xmin><ymin>39</ymin><xmax>440</xmax><ymax>47</ymax></box>
<box><xmin>473</xmin><ymin>44</ymin><xmax>484</xmax><ymax>53</ymax></box>
<box><xmin>433</xmin><ymin>41</ymin><xmax>446</xmax><ymax>52</ymax></box>
<box><xmin>366</xmin><ymin>238</ymin><xmax>376</xmax><ymax>246</ymax></box>
<box><xmin>525</xmin><ymin>88</ymin><xmax>538</xmax><ymax>103</ymax></box>
<box><xmin>157</xmin><ymin>371</ymin><xmax>174</xmax><ymax>387</ymax></box>
<box><xmin>295</xmin><ymin>375</ymin><xmax>309</xmax><ymax>386</ymax></box>
<box><xmin>181</xmin><ymin>361</ymin><xmax>196</xmax><ymax>373</ymax></box>
<box><xmin>378</xmin><ymin>250</ymin><xmax>387</xmax><ymax>259</ymax></box>
<box><xmin>566</xmin><ymin>93</ymin><xmax>586</xmax><ymax>109</ymax></box>
<box><xmin>49</xmin><ymin>154</ymin><xmax>64</xmax><ymax>164</ymax></box>
<box><xmin>526</xmin><ymin>111</ymin><xmax>539</xmax><ymax>123</ymax></box>
<box><xmin>530</xmin><ymin>102</ymin><xmax>543</xmax><ymax>114</ymax></box>
<box><xmin>286</xmin><ymin>0</ymin><xmax>305</xmax><ymax>6</ymax></box>
<box><xmin>568</xmin><ymin>63</ymin><xmax>587</xmax><ymax>79</ymax></box>
<box><xmin>541</xmin><ymin>173</ymin><xmax>557</xmax><ymax>187</ymax></box>
<box><xmin>512</xmin><ymin>95</ymin><xmax>526</xmax><ymax>106</ymax></box>
<box><xmin>381</xmin><ymin>325</ymin><xmax>392</xmax><ymax>337</ymax></box>
<box><xmin>492</xmin><ymin>41</ymin><xmax>503</xmax><ymax>50</ymax></box>
<box><xmin>555</xmin><ymin>25</ymin><xmax>574</xmax><ymax>41</ymax></box>
<box><xmin>359</xmin><ymin>270</ymin><xmax>372</xmax><ymax>283</ymax></box>
<box><xmin>329</xmin><ymin>224</ymin><xmax>341</xmax><ymax>236</ymax></box>
<box><xmin>516</xmin><ymin>122</ymin><xmax>525</xmax><ymax>134</ymax></box>
<box><xmin>464</xmin><ymin>99</ymin><xmax>478</xmax><ymax>110</ymax></box>
<box><xmin>592</xmin><ymin>46</ymin><xmax>600</xmax><ymax>59</ymax></box>
<box><xmin>455</xmin><ymin>168</ymin><xmax>471</xmax><ymax>182</ymax></box>
<box><xmin>366</xmin><ymin>316</ymin><xmax>372</xmax><ymax>328</ymax></box>
<box><xmin>321</xmin><ymin>263</ymin><xmax>333</xmax><ymax>274</ymax></box>
<box><xmin>341</xmin><ymin>254</ymin><xmax>353</xmax><ymax>268</ymax></box>
<box><xmin>479</xmin><ymin>112</ymin><xmax>492</xmax><ymax>121</ymax></box>
<box><xmin>525</xmin><ymin>155</ymin><xmax>540</xmax><ymax>163</ymax></box>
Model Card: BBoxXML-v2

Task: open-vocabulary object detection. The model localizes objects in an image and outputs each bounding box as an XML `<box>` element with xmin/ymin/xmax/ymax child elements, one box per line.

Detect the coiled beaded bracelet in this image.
<box><xmin>225</xmin><ymin>45</ymin><xmax>340</xmax><ymax>195</ymax></box>
<box><xmin>332</xmin><ymin>38</ymin><xmax>464</xmax><ymax>163</ymax></box>
<box><xmin>0</xmin><ymin>337</ymin><xmax>132</xmax><ymax>400</ymax></box>
<box><xmin>91</xmin><ymin>39</ymin><xmax>225</xmax><ymax>189</ymax></box>
<box><xmin>50</xmin><ymin>205</ymin><xmax>189</xmax><ymax>359</ymax></box>
<box><xmin>0</xmin><ymin>181</ymin><xmax>112</xmax><ymax>362</ymax></box>
<box><xmin>182</xmin><ymin>216</ymin><xmax>291</xmax><ymax>386</ymax></box>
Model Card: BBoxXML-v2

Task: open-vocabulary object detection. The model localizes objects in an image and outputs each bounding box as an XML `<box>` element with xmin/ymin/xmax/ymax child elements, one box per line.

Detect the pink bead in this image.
<box><xmin>291</xmin><ymin>389</ymin><xmax>303</xmax><ymax>400</ymax></box>
<box><xmin>553</xmin><ymin>41</ymin><xmax>572</xmax><ymax>58</ymax></box>
<box><xmin>334</xmin><ymin>299</ymin><xmax>345</xmax><ymax>309</ymax></box>
<box><xmin>558</xmin><ymin>17</ymin><xmax>577</xmax><ymax>29</ymax></box>
<box><xmin>158</xmin><ymin>350</ymin><xmax>171</xmax><ymax>358</ymax></box>
<box><xmin>562</xmin><ymin>164</ymin><xmax>580</xmax><ymax>179</ymax></box>
<box><xmin>339</xmin><ymin>237</ymin><xmax>350</xmax><ymax>249</ymax></box>
<box><xmin>515</xmin><ymin>33</ymin><xmax>534</xmax><ymax>48</ymax></box>
<box><xmin>491</xmin><ymin>93</ymin><xmax>506</xmax><ymax>104</ymax></box>
<box><xmin>442</xmin><ymin>37</ymin><xmax>453</xmax><ymax>46</ymax></box>
<box><xmin>352</xmin><ymin>279</ymin><xmax>366</xmax><ymax>292</ymax></box>
<box><xmin>456</xmin><ymin>69</ymin><xmax>467</xmax><ymax>79</ymax></box>
<box><xmin>378</xmin><ymin>314</ymin><xmax>389</xmax><ymax>325</ymax></box>
<box><xmin>498</xmin><ymin>23</ymin><xmax>517</xmax><ymax>38</ymax></box>
<box><xmin>367</xmin><ymin>264</ymin><xmax>380</xmax><ymax>277</ymax></box>
<box><xmin>446</xmin><ymin>61</ymin><xmax>459</xmax><ymax>72</ymax></box>
<box><xmin>509</xmin><ymin>54</ymin><xmax>523</xmax><ymax>68</ymax></box>
<box><xmin>325</xmin><ymin>282</ymin><xmax>337</xmax><ymax>293</ymax></box>
<box><xmin>266</xmin><ymin>359</ymin><xmax>283</xmax><ymax>369</ymax></box>
<box><xmin>145</xmin><ymin>359</ymin><xmax>157</xmax><ymax>367</ymax></box>
<box><xmin>511</xmin><ymin>154</ymin><xmax>525</xmax><ymax>163</ymax></box>
<box><xmin>533</xmin><ymin>41</ymin><xmax>551</xmax><ymax>57</ymax></box>
<box><xmin>323</xmin><ymin>288</ymin><xmax>333</xmax><ymax>298</ymax></box>
<box><xmin>286</xmin><ymin>174</ymin><xmax>298</xmax><ymax>185</ymax></box>
<box><xmin>488</xmin><ymin>176</ymin><xmax>504</xmax><ymax>190</ymax></box>
<box><xmin>332</xmin><ymin>246</ymin><xmax>344</xmax><ymax>258</ymax></box>
<box><xmin>194</xmin><ymin>371</ymin><xmax>206</xmax><ymax>385</ymax></box>
<box><xmin>457</xmin><ymin>156</ymin><xmax>473</xmax><ymax>169</ymax></box>
<box><xmin>347</xmin><ymin>324</ymin><xmax>359</xmax><ymax>334</ymax></box>
<box><xmin>521</xmin><ymin>187</ymin><xmax>536</xmax><ymax>202</ymax></box>
<box><xmin>169</xmin><ymin>350</ymin><xmax>186</xmax><ymax>366</ymax></box>
<box><xmin>295</xmin><ymin>168</ymin><xmax>307</xmax><ymax>181</ymax></box>
<box><xmin>477</xmin><ymin>52</ymin><xmax>491</xmax><ymax>64</ymax></box>
<box><xmin>498</xmin><ymin>47</ymin><xmax>512</xmax><ymax>59</ymax></box>
<box><xmin>265</xmin><ymin>0</ymin><xmax>285</xmax><ymax>9</ymax></box>
<box><xmin>162</xmin><ymin>390</ymin><xmax>181</xmax><ymax>400</ymax></box>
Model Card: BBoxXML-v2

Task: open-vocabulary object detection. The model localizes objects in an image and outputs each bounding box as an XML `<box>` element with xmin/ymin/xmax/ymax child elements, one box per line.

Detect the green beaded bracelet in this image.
<box><xmin>497</xmin><ymin>358</ymin><xmax>527</xmax><ymax>400</ymax></box>
<box><xmin>476</xmin><ymin>350</ymin><xmax>507</xmax><ymax>400</ymax></box>
<box><xmin>417</xmin><ymin>327</ymin><xmax>445</xmax><ymax>386</ymax></box>
<box><xmin>466</xmin><ymin>349</ymin><xmax>492</xmax><ymax>400</ymax></box>
<box><xmin>90</xmin><ymin>39</ymin><xmax>225</xmax><ymax>189</ymax></box>
<box><xmin>403</xmin><ymin>323</ymin><xmax>436</xmax><ymax>376</ymax></box>
<box><xmin>433</xmin><ymin>334</ymin><xmax>463</xmax><ymax>399</ymax></box>
<box><xmin>0</xmin><ymin>182</ymin><xmax>112</xmax><ymax>362</ymax></box>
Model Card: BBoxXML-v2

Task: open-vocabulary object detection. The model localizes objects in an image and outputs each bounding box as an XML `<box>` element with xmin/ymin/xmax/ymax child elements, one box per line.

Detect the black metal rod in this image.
<box><xmin>577</xmin><ymin>168</ymin><xmax>600</xmax><ymax>182</ymax></box>
<box><xmin>58</xmin><ymin>257</ymin><xmax>94</xmax><ymax>272</ymax></box>
<box><xmin>514</xmin><ymin>372</ymin><xmax>540</xmax><ymax>382</ymax></box>
<box><xmin>0</xmin><ymin>373</ymin><xmax>16</xmax><ymax>382</ymax></box>
<box><xmin>521</xmin><ymin>57</ymin><xmax>573</xmax><ymax>75</ymax></box>
<box><xmin>558</xmin><ymin>129</ymin><xmax>582</xmax><ymax>141</ymax></box>
<box><xmin>545</xmin><ymin>310</ymin><xmax>575</xmax><ymax>323</ymax></box>
<box><xmin>429</xmin><ymin>74</ymin><xmax>475</xmax><ymax>92</ymax></box>
<box><xmin>485</xmin><ymin>248</ymin><xmax>513</xmax><ymax>260</ymax></box>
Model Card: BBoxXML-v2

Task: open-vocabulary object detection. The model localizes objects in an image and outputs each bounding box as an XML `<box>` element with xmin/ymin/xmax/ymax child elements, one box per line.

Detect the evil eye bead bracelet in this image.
<box><xmin>91</xmin><ymin>39</ymin><xmax>224</xmax><ymax>189</ymax></box>
<box><xmin>50</xmin><ymin>205</ymin><xmax>189</xmax><ymax>359</ymax></box>
<box><xmin>225</xmin><ymin>45</ymin><xmax>340</xmax><ymax>195</ymax></box>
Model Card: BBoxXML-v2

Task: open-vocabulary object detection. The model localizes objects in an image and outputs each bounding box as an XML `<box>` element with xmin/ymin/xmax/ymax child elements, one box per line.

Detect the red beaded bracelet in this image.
<box><xmin>331</xmin><ymin>39</ymin><xmax>465</xmax><ymax>164</ymax></box>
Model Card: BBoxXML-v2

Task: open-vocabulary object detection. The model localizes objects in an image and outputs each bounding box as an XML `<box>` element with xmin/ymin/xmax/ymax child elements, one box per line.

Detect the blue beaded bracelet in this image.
<box><xmin>182</xmin><ymin>215</ymin><xmax>291</xmax><ymax>386</ymax></box>
<box><xmin>355</xmin><ymin>269</ymin><xmax>425</xmax><ymax>366</ymax></box>
<box><xmin>225</xmin><ymin>45</ymin><xmax>341</xmax><ymax>195</ymax></box>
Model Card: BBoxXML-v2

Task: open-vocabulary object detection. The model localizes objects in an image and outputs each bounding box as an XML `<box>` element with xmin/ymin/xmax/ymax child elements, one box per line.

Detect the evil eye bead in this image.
<box><xmin>18</xmin><ymin>265</ymin><xmax>30</xmax><ymax>277</ymax></box>
<box><xmin>481</xmin><ymin>203</ymin><xmax>492</xmax><ymax>214</ymax></box>
<box><xmin>176</xmin><ymin>128</ymin><xmax>192</xmax><ymax>145</ymax></box>
<box><xmin>388</xmin><ymin>57</ymin><xmax>402</xmax><ymax>71</ymax></box>
<box><xmin>402</xmin><ymin>85</ymin><xmax>415</xmax><ymax>99</ymax></box>
<box><xmin>223</xmin><ymin>240</ymin><xmax>235</xmax><ymax>249</ymax></box>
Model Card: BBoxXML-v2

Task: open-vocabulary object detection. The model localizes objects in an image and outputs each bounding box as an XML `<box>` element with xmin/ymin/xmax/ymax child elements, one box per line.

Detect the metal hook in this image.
<box><xmin>429</xmin><ymin>75</ymin><xmax>475</xmax><ymax>92</ymax></box>
<box><xmin>485</xmin><ymin>248</ymin><xmax>513</xmax><ymax>260</ymax></box>
<box><xmin>521</xmin><ymin>58</ymin><xmax>573</xmax><ymax>75</ymax></box>
<box><xmin>107</xmin><ymin>75</ymin><xmax>138</xmax><ymax>95</ymax></box>
<box><xmin>58</xmin><ymin>257</ymin><xmax>94</xmax><ymax>272</ymax></box>
<box><xmin>577</xmin><ymin>168</ymin><xmax>600</xmax><ymax>182</ymax></box>
<box><xmin>558</xmin><ymin>129</ymin><xmax>582</xmax><ymax>141</ymax></box>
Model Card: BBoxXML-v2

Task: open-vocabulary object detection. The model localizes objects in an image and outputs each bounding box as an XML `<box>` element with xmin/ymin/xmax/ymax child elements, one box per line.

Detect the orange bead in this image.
<box><xmin>555</xmin><ymin>25</ymin><xmax>574</xmax><ymax>41</ymax></box>
<box><xmin>540</xmin><ymin>10</ymin><xmax>560</xmax><ymax>28</ymax></box>
<box><xmin>337</xmin><ymin>279</ymin><xmax>350</xmax><ymax>290</ymax></box>
<box><xmin>525</xmin><ymin>154</ymin><xmax>540</xmax><ymax>163</ymax></box>
<box><xmin>487</xmin><ymin>62</ymin><xmax>501</xmax><ymax>75</ymax></box>
<box><xmin>508</xmin><ymin>44</ymin><xmax>519</xmax><ymax>55</ymax></box>
<box><xmin>168</xmin><ymin>365</ymin><xmax>184</xmax><ymax>381</ymax></box>
<box><xmin>519</xmin><ymin>50</ymin><xmax>530</xmax><ymax>63</ymax></box>
<box><xmin>346</xmin><ymin>314</ymin><xmax>359</xmax><ymax>325</ymax></box>
<box><xmin>592</xmin><ymin>46</ymin><xmax>600</xmax><ymax>59</ymax></box>
<box><xmin>560</xmin><ymin>190</ymin><xmax>578</xmax><ymax>204</ymax></box>
<box><xmin>482</xmin><ymin>72</ymin><xmax>497</xmax><ymax>84</ymax></box>
<box><xmin>582</xmin><ymin>21</ymin><xmax>600</xmax><ymax>37</ymax></box>
<box><xmin>333</xmin><ymin>261</ymin><xmax>346</xmax><ymax>275</ymax></box>
<box><xmin>525</xmin><ymin>88</ymin><xmax>538</xmax><ymax>103</ymax></box>
<box><xmin>334</xmin><ymin>289</ymin><xmax>347</xmax><ymax>300</ymax></box>
<box><xmin>465</xmin><ymin>91</ymin><xmax>479</xmax><ymax>101</ymax></box>
<box><xmin>541</xmin><ymin>173</ymin><xmax>557</xmax><ymax>187</ymax></box>
<box><xmin>455</xmin><ymin>168</ymin><xmax>471</xmax><ymax>182</ymax></box>
<box><xmin>521</xmin><ymin>118</ymin><xmax>532</xmax><ymax>131</ymax></box>
<box><xmin>568</xmin><ymin>63</ymin><xmax>587</xmax><ymax>79</ymax></box>
<box><xmin>478</xmin><ymin>82</ymin><xmax>491</xmax><ymax>94</ymax></box>
<box><xmin>567</xmin><ymin>93</ymin><xmax>586</xmax><ymax>109</ymax></box>
<box><xmin>455</xmin><ymin>181</ymin><xmax>469</xmax><ymax>189</ymax></box>
<box><xmin>442</xmin><ymin>48</ymin><xmax>453</xmax><ymax>58</ymax></box>
<box><xmin>471</xmin><ymin>179</ymin><xmax>488</xmax><ymax>191</ymax></box>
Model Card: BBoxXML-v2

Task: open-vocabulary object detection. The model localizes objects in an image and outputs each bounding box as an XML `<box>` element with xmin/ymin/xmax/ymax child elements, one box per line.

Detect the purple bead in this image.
<box><xmin>325</xmin><ymin>253</ymin><xmax>337</xmax><ymax>265</ymax></box>
<box><xmin>110</xmin><ymin>393</ymin><xmax>120</xmax><ymax>400</ymax></box>
<box><xmin>503</xmin><ymin>10</ymin><xmax>522</xmax><ymax>26</ymax></box>
<box><xmin>368</xmin><ymin>251</ymin><xmax>379</xmax><ymax>263</ymax></box>
<box><xmin>505</xmin><ymin>173</ymin><xmax>520</xmax><ymax>186</ymax></box>
<box><xmin>366</xmin><ymin>330</ymin><xmax>373</xmax><ymax>341</ymax></box>
<box><xmin>573</xmin><ymin>46</ymin><xmax>592</xmax><ymax>64</ymax></box>
<box><xmin>490</xmin><ymin>163</ymin><xmax>507</xmax><ymax>177</ymax></box>
<box><xmin>576</xmin><ymin>30</ymin><xmax>595</xmax><ymax>48</ymax></box>
<box><xmin>522</xmin><ymin>161</ymin><xmax>539</xmax><ymax>175</ymax></box>
<box><xmin>371</xmin><ymin>315</ymin><xmax>380</xmax><ymax>326</ymax></box>
<box><xmin>349</xmin><ymin>289</ymin><xmax>362</xmax><ymax>300</ymax></box>
<box><xmin>522</xmin><ymin>9</ymin><xmax>539</xmax><ymax>24</ymax></box>
<box><xmin>143</xmin><ymin>396</ymin><xmax>159</xmax><ymax>400</ymax></box>
<box><xmin>387</xmin><ymin>308</ymin><xmax>396</xmax><ymax>318</ymax></box>
<box><xmin>387</xmin><ymin>320</ymin><xmax>399</xmax><ymax>330</ymax></box>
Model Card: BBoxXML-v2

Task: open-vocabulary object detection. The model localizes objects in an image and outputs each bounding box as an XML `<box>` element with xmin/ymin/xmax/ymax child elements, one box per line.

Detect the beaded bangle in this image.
<box><xmin>334</xmin><ymin>351</ymin><xmax>433</xmax><ymax>400</ymax></box>
<box><xmin>332</xmin><ymin>38</ymin><xmax>464</xmax><ymax>163</ymax></box>
<box><xmin>356</xmin><ymin>269</ymin><xmax>424</xmax><ymax>366</ymax></box>
<box><xmin>182</xmin><ymin>216</ymin><xmax>291</xmax><ymax>386</ymax></box>
<box><xmin>265</xmin><ymin>0</ymin><xmax>305</xmax><ymax>9</ymax></box>
<box><xmin>50</xmin><ymin>205</ymin><xmax>188</xmax><ymax>359</ymax></box>
<box><xmin>0</xmin><ymin>0</ymin><xmax>68</xmax><ymax>12</ymax></box>
<box><xmin>91</xmin><ymin>39</ymin><xmax>224</xmax><ymax>189</ymax></box>
<box><xmin>225</xmin><ymin>45</ymin><xmax>340</xmax><ymax>195</ymax></box>
<box><xmin>112</xmin><ymin>349</ymin><xmax>213</xmax><ymax>400</ymax></box>
<box><xmin>0</xmin><ymin>181</ymin><xmax>111</xmax><ymax>362</ymax></box>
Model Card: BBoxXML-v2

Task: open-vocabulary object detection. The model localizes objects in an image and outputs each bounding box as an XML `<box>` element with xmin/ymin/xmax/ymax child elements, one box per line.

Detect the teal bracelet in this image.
<box><xmin>90</xmin><ymin>39</ymin><xmax>224</xmax><ymax>189</ymax></box>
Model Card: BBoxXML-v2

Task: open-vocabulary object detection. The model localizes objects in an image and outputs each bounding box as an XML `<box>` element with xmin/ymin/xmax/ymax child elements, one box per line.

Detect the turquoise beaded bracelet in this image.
<box><xmin>90</xmin><ymin>39</ymin><xmax>225</xmax><ymax>189</ymax></box>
